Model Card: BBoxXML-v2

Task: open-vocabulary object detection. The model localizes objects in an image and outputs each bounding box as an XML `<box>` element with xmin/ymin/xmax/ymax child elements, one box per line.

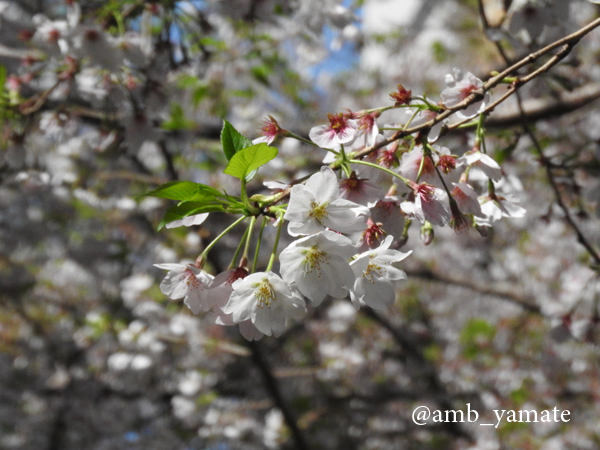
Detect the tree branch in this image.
<box><xmin>247</xmin><ymin>340</ymin><xmax>310</xmax><ymax>450</ymax></box>
<box><xmin>353</xmin><ymin>16</ymin><xmax>600</xmax><ymax>159</ymax></box>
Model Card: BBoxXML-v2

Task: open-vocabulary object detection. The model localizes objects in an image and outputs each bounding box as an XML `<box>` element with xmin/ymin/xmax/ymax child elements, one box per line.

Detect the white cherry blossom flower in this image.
<box><xmin>458</xmin><ymin>150</ymin><xmax>503</xmax><ymax>181</ymax></box>
<box><xmin>284</xmin><ymin>167</ymin><xmax>370</xmax><ymax>236</ymax></box>
<box><xmin>398</xmin><ymin>145</ymin><xmax>438</xmax><ymax>183</ymax></box>
<box><xmin>309</xmin><ymin>113</ymin><xmax>358</xmax><ymax>149</ymax></box>
<box><xmin>222</xmin><ymin>272</ymin><xmax>306</xmax><ymax>337</ymax></box>
<box><xmin>253</xmin><ymin>116</ymin><xmax>287</xmax><ymax>145</ymax></box>
<box><xmin>356</xmin><ymin>111</ymin><xmax>380</xmax><ymax>147</ymax></box>
<box><xmin>350</xmin><ymin>236</ymin><xmax>411</xmax><ymax>310</ymax></box>
<box><xmin>505</xmin><ymin>0</ymin><xmax>569</xmax><ymax>44</ymax></box>
<box><xmin>451</xmin><ymin>182</ymin><xmax>484</xmax><ymax>218</ymax></box>
<box><xmin>209</xmin><ymin>268</ymin><xmax>264</xmax><ymax>341</ymax></box>
<box><xmin>154</xmin><ymin>263</ymin><xmax>214</xmax><ymax>314</ymax></box>
<box><xmin>339</xmin><ymin>172</ymin><xmax>384</xmax><ymax>207</ymax></box>
<box><xmin>405</xmin><ymin>182</ymin><xmax>451</xmax><ymax>227</ymax></box>
<box><xmin>279</xmin><ymin>230</ymin><xmax>356</xmax><ymax>306</ymax></box>
<box><xmin>441</xmin><ymin>69</ymin><xmax>490</xmax><ymax>119</ymax></box>
<box><xmin>477</xmin><ymin>194</ymin><xmax>527</xmax><ymax>224</ymax></box>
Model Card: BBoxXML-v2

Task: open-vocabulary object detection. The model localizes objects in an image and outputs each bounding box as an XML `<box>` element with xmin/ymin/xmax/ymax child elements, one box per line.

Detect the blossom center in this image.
<box><xmin>327</xmin><ymin>113</ymin><xmax>347</xmax><ymax>132</ymax></box>
<box><xmin>362</xmin><ymin>219</ymin><xmax>385</xmax><ymax>247</ymax></box>
<box><xmin>185</xmin><ymin>268</ymin><xmax>201</xmax><ymax>289</ymax></box>
<box><xmin>309</xmin><ymin>201</ymin><xmax>329</xmax><ymax>222</ymax></box>
<box><xmin>363</xmin><ymin>262</ymin><xmax>385</xmax><ymax>283</ymax></box>
<box><xmin>437</xmin><ymin>155</ymin><xmax>456</xmax><ymax>174</ymax></box>
<box><xmin>416</xmin><ymin>184</ymin><xmax>436</xmax><ymax>203</ymax></box>
<box><xmin>254</xmin><ymin>278</ymin><xmax>275</xmax><ymax>308</ymax></box>
<box><xmin>302</xmin><ymin>247</ymin><xmax>327</xmax><ymax>276</ymax></box>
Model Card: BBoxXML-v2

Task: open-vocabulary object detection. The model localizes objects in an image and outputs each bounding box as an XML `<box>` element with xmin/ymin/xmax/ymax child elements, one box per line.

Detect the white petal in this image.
<box><xmin>355</xmin><ymin>276</ymin><xmax>396</xmax><ymax>310</ymax></box>
<box><xmin>165</xmin><ymin>213</ymin><xmax>209</xmax><ymax>229</ymax></box>
<box><xmin>309</xmin><ymin>124</ymin><xmax>338</xmax><ymax>149</ymax></box>
<box><xmin>238</xmin><ymin>320</ymin><xmax>264</xmax><ymax>341</ymax></box>
<box><xmin>305</xmin><ymin>167</ymin><xmax>340</xmax><ymax>204</ymax></box>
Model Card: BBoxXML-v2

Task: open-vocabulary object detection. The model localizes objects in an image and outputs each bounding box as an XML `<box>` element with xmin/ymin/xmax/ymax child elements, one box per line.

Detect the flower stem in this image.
<box><xmin>424</xmin><ymin>143</ymin><xmax>453</xmax><ymax>199</ymax></box>
<box><xmin>242</xmin><ymin>215</ymin><xmax>257</xmax><ymax>265</ymax></box>
<box><xmin>229</xmin><ymin>226</ymin><xmax>249</xmax><ymax>269</ymax></box>
<box><xmin>266</xmin><ymin>214</ymin><xmax>285</xmax><ymax>272</ymax></box>
<box><xmin>252</xmin><ymin>217</ymin><xmax>268</xmax><ymax>273</ymax></box>
<box><xmin>349</xmin><ymin>159</ymin><xmax>411</xmax><ymax>187</ymax></box>
<box><xmin>404</xmin><ymin>108</ymin><xmax>421</xmax><ymax>130</ymax></box>
<box><xmin>415</xmin><ymin>147</ymin><xmax>427</xmax><ymax>183</ymax></box>
<box><xmin>398</xmin><ymin>218</ymin><xmax>412</xmax><ymax>248</ymax></box>
<box><xmin>201</xmin><ymin>215</ymin><xmax>246</xmax><ymax>260</ymax></box>
<box><xmin>475</xmin><ymin>112</ymin><xmax>488</xmax><ymax>153</ymax></box>
<box><xmin>339</xmin><ymin>144</ymin><xmax>352</xmax><ymax>177</ymax></box>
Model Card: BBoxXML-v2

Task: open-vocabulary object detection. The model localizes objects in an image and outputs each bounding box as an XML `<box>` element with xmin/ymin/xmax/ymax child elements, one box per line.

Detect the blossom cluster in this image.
<box><xmin>153</xmin><ymin>68</ymin><xmax>528</xmax><ymax>340</ymax></box>
<box><xmin>155</xmin><ymin>166</ymin><xmax>412</xmax><ymax>340</ymax></box>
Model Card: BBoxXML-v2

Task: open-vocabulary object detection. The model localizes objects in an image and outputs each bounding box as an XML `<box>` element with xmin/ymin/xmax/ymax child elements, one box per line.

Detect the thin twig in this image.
<box><xmin>352</xmin><ymin>16</ymin><xmax>600</xmax><ymax>160</ymax></box>
<box><xmin>520</xmin><ymin>108</ymin><xmax>600</xmax><ymax>265</ymax></box>
<box><xmin>479</xmin><ymin>12</ymin><xmax>600</xmax><ymax>267</ymax></box>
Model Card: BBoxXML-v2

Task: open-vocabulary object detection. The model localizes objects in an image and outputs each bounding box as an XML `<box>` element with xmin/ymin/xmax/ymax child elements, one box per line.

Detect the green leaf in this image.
<box><xmin>220</xmin><ymin>120</ymin><xmax>253</xmax><ymax>161</ymax></box>
<box><xmin>180</xmin><ymin>184</ymin><xmax>228</xmax><ymax>204</ymax></box>
<box><xmin>224</xmin><ymin>143</ymin><xmax>278</xmax><ymax>181</ymax></box>
<box><xmin>136</xmin><ymin>181</ymin><xmax>223</xmax><ymax>202</ymax></box>
<box><xmin>158</xmin><ymin>202</ymin><xmax>226</xmax><ymax>231</ymax></box>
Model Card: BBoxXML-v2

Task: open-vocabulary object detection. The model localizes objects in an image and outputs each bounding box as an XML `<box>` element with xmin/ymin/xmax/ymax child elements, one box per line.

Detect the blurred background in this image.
<box><xmin>2</xmin><ymin>0</ymin><xmax>600</xmax><ymax>449</ymax></box>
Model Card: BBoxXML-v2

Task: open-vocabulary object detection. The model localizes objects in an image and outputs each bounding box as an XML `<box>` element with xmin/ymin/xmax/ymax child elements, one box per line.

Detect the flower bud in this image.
<box><xmin>420</xmin><ymin>222</ymin><xmax>434</xmax><ymax>245</ymax></box>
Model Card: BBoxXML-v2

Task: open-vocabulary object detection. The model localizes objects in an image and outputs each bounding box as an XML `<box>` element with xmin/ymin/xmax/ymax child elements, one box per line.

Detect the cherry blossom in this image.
<box><xmin>505</xmin><ymin>0</ymin><xmax>569</xmax><ymax>44</ymax></box>
<box><xmin>309</xmin><ymin>113</ymin><xmax>358</xmax><ymax>149</ymax></box>
<box><xmin>477</xmin><ymin>194</ymin><xmax>527</xmax><ymax>224</ymax></box>
<box><xmin>222</xmin><ymin>272</ymin><xmax>306</xmax><ymax>337</ymax></box>
<box><xmin>451</xmin><ymin>182</ymin><xmax>484</xmax><ymax>218</ymax></box>
<box><xmin>279</xmin><ymin>230</ymin><xmax>357</xmax><ymax>306</ymax></box>
<box><xmin>284</xmin><ymin>167</ymin><xmax>370</xmax><ymax>236</ymax></box>
<box><xmin>356</xmin><ymin>218</ymin><xmax>387</xmax><ymax>250</ymax></box>
<box><xmin>404</xmin><ymin>182</ymin><xmax>451</xmax><ymax>227</ymax></box>
<box><xmin>397</xmin><ymin>145</ymin><xmax>454</xmax><ymax>186</ymax></box>
<box><xmin>350</xmin><ymin>236</ymin><xmax>411</xmax><ymax>310</ymax></box>
<box><xmin>441</xmin><ymin>69</ymin><xmax>490</xmax><ymax>119</ymax></box>
<box><xmin>253</xmin><ymin>116</ymin><xmax>287</xmax><ymax>145</ymax></box>
<box><xmin>154</xmin><ymin>263</ymin><xmax>214</xmax><ymax>314</ymax></box>
<box><xmin>208</xmin><ymin>268</ymin><xmax>264</xmax><ymax>341</ymax></box>
<box><xmin>458</xmin><ymin>149</ymin><xmax>503</xmax><ymax>181</ymax></box>
<box><xmin>356</xmin><ymin>111</ymin><xmax>380</xmax><ymax>147</ymax></box>
<box><xmin>339</xmin><ymin>172</ymin><xmax>384</xmax><ymax>207</ymax></box>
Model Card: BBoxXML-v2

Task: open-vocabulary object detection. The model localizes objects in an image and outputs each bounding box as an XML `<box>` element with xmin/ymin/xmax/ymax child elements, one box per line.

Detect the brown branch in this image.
<box><xmin>405</xmin><ymin>268</ymin><xmax>541</xmax><ymax>314</ymax></box>
<box><xmin>520</xmin><ymin>108</ymin><xmax>600</xmax><ymax>265</ymax></box>
<box><xmin>247</xmin><ymin>340</ymin><xmax>310</xmax><ymax>450</ymax></box>
<box><xmin>444</xmin><ymin>37</ymin><xmax>580</xmax><ymax>132</ymax></box>
<box><xmin>353</xmin><ymin>16</ymin><xmax>600</xmax><ymax>159</ymax></box>
<box><xmin>485</xmin><ymin>82</ymin><xmax>600</xmax><ymax>128</ymax></box>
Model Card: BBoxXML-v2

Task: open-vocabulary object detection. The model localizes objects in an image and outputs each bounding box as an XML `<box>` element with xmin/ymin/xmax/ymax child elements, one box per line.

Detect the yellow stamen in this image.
<box><xmin>254</xmin><ymin>278</ymin><xmax>275</xmax><ymax>308</ymax></box>
<box><xmin>308</xmin><ymin>201</ymin><xmax>328</xmax><ymax>223</ymax></box>
<box><xmin>302</xmin><ymin>246</ymin><xmax>327</xmax><ymax>277</ymax></box>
